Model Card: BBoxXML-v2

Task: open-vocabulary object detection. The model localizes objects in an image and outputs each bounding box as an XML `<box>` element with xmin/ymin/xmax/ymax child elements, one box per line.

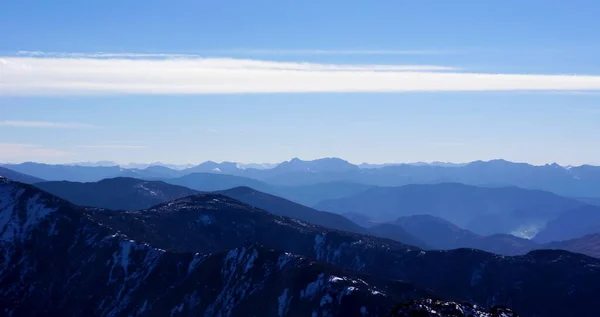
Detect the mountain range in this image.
<box><xmin>35</xmin><ymin>176</ymin><xmax>600</xmax><ymax>258</ymax></box>
<box><xmin>363</xmin><ymin>214</ymin><xmax>600</xmax><ymax>259</ymax></box>
<box><xmin>533</xmin><ymin>205</ymin><xmax>600</xmax><ymax>243</ymax></box>
<box><xmin>316</xmin><ymin>183</ymin><xmax>584</xmax><ymax>236</ymax></box>
<box><xmin>3</xmin><ymin>177</ymin><xmax>600</xmax><ymax>316</ymax></box>
<box><xmin>35</xmin><ymin>177</ymin><xmax>199</xmax><ymax>210</ymax></box>
<box><xmin>5</xmin><ymin>158</ymin><xmax>600</xmax><ymax>200</ymax></box>
<box><xmin>34</xmin><ymin>178</ymin><xmax>368</xmax><ymax>237</ymax></box>
<box><xmin>0</xmin><ymin>166</ymin><xmax>44</xmax><ymax>184</ymax></box>
<box><xmin>0</xmin><ymin>178</ymin><xmax>430</xmax><ymax>316</ymax></box>
<box><xmin>22</xmin><ymin>173</ymin><xmax>600</xmax><ymax>255</ymax></box>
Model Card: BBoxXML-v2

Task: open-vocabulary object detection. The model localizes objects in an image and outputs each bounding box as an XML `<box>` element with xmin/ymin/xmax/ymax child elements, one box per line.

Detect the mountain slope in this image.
<box><xmin>316</xmin><ymin>183</ymin><xmax>583</xmax><ymax>236</ymax></box>
<box><xmin>392</xmin><ymin>215</ymin><xmax>480</xmax><ymax>249</ymax></box>
<box><xmin>2</xmin><ymin>162</ymin><xmax>123</xmax><ymax>182</ymax></box>
<box><xmin>82</xmin><ymin>191</ymin><xmax>600</xmax><ymax>316</ymax></box>
<box><xmin>0</xmin><ymin>166</ymin><xmax>44</xmax><ymax>184</ymax></box>
<box><xmin>36</xmin><ymin>178</ymin><xmax>369</xmax><ymax>237</ymax></box>
<box><xmin>182</xmin><ymin>161</ymin><xmax>242</xmax><ymax>174</ymax></box>
<box><xmin>369</xmin><ymin>215</ymin><xmax>538</xmax><ymax>256</ymax></box>
<box><xmin>273</xmin><ymin>157</ymin><xmax>359</xmax><ymax>174</ymax></box>
<box><xmin>164</xmin><ymin>172</ymin><xmax>273</xmax><ymax>192</ymax></box>
<box><xmin>272</xmin><ymin>181</ymin><xmax>375</xmax><ymax>207</ymax></box>
<box><xmin>365</xmin><ymin>214</ymin><xmax>600</xmax><ymax>259</ymax></box>
<box><xmin>533</xmin><ymin>205</ymin><xmax>600</xmax><ymax>243</ymax></box>
<box><xmin>35</xmin><ymin>177</ymin><xmax>199</xmax><ymax>210</ymax></box>
<box><xmin>216</xmin><ymin>186</ymin><xmax>368</xmax><ymax>235</ymax></box>
<box><xmin>0</xmin><ymin>178</ymin><xmax>427</xmax><ymax>316</ymax></box>
<box><xmin>367</xmin><ymin>223</ymin><xmax>430</xmax><ymax>249</ymax></box>
<box><xmin>4</xmin><ymin>178</ymin><xmax>600</xmax><ymax>316</ymax></box>
<box><xmin>7</xmin><ymin>159</ymin><xmax>600</xmax><ymax>200</ymax></box>
<box><xmin>544</xmin><ymin>234</ymin><xmax>600</xmax><ymax>259</ymax></box>
<box><xmin>119</xmin><ymin>165</ymin><xmax>184</xmax><ymax>179</ymax></box>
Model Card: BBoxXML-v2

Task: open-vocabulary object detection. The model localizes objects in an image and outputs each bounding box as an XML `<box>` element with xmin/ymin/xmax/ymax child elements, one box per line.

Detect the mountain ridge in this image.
<box><xmin>3</xmin><ymin>177</ymin><xmax>600</xmax><ymax>316</ymax></box>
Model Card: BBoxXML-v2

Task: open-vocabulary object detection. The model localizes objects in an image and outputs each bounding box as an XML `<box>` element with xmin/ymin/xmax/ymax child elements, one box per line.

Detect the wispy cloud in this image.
<box><xmin>15</xmin><ymin>51</ymin><xmax>198</xmax><ymax>58</ymax></box>
<box><xmin>207</xmin><ymin>49</ymin><xmax>464</xmax><ymax>56</ymax></box>
<box><xmin>0</xmin><ymin>120</ymin><xmax>97</xmax><ymax>129</ymax></box>
<box><xmin>0</xmin><ymin>143</ymin><xmax>72</xmax><ymax>161</ymax></box>
<box><xmin>2</xmin><ymin>54</ymin><xmax>600</xmax><ymax>95</ymax></box>
<box><xmin>77</xmin><ymin>145</ymin><xmax>148</xmax><ymax>149</ymax></box>
<box><xmin>14</xmin><ymin>49</ymin><xmax>460</xmax><ymax>58</ymax></box>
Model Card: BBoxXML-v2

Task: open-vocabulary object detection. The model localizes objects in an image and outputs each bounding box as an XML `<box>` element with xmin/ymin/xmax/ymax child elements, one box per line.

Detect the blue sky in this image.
<box><xmin>2</xmin><ymin>0</ymin><xmax>600</xmax><ymax>165</ymax></box>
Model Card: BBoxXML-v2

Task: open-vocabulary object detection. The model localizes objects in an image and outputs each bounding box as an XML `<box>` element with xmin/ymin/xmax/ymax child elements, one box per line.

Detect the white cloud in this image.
<box><xmin>77</xmin><ymin>145</ymin><xmax>148</xmax><ymax>149</ymax></box>
<box><xmin>0</xmin><ymin>143</ymin><xmax>72</xmax><ymax>161</ymax></box>
<box><xmin>2</xmin><ymin>56</ymin><xmax>600</xmax><ymax>95</ymax></box>
<box><xmin>206</xmin><ymin>49</ymin><xmax>463</xmax><ymax>55</ymax></box>
<box><xmin>0</xmin><ymin>120</ymin><xmax>97</xmax><ymax>129</ymax></box>
<box><xmin>15</xmin><ymin>49</ymin><xmax>459</xmax><ymax>57</ymax></box>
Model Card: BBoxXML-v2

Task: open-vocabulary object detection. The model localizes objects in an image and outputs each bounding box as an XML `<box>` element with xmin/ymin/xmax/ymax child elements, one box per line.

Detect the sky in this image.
<box><xmin>2</xmin><ymin>0</ymin><xmax>600</xmax><ymax>165</ymax></box>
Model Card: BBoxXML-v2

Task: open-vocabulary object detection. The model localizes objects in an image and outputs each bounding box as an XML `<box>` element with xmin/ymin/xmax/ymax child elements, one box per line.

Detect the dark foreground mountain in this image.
<box><xmin>0</xmin><ymin>166</ymin><xmax>44</xmax><ymax>184</ymax></box>
<box><xmin>35</xmin><ymin>177</ymin><xmax>199</xmax><ymax>210</ymax></box>
<box><xmin>74</xmin><ymin>189</ymin><xmax>600</xmax><ymax>316</ymax></box>
<box><xmin>216</xmin><ymin>186</ymin><xmax>368</xmax><ymax>235</ymax></box>
<box><xmin>390</xmin><ymin>298</ymin><xmax>517</xmax><ymax>317</ymax></box>
<box><xmin>3</xmin><ymin>178</ymin><xmax>600</xmax><ymax>316</ymax></box>
<box><xmin>316</xmin><ymin>183</ymin><xmax>583</xmax><ymax>236</ymax></box>
<box><xmin>533</xmin><ymin>205</ymin><xmax>600</xmax><ymax>243</ymax></box>
<box><xmin>0</xmin><ymin>178</ymin><xmax>431</xmax><ymax>316</ymax></box>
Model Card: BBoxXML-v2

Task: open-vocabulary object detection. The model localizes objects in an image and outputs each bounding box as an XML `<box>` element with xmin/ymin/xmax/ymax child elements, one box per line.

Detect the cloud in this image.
<box><xmin>2</xmin><ymin>55</ymin><xmax>600</xmax><ymax>95</ymax></box>
<box><xmin>15</xmin><ymin>51</ymin><xmax>198</xmax><ymax>58</ymax></box>
<box><xmin>77</xmin><ymin>145</ymin><xmax>148</xmax><ymax>149</ymax></box>
<box><xmin>0</xmin><ymin>143</ymin><xmax>72</xmax><ymax>161</ymax></box>
<box><xmin>0</xmin><ymin>120</ymin><xmax>97</xmax><ymax>129</ymax></box>
<box><xmin>205</xmin><ymin>49</ymin><xmax>463</xmax><ymax>56</ymax></box>
<box><xmin>15</xmin><ymin>50</ymin><xmax>460</xmax><ymax>57</ymax></box>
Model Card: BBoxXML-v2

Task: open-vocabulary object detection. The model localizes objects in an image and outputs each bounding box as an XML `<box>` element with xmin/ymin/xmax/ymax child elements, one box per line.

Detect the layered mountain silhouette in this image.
<box><xmin>182</xmin><ymin>160</ymin><xmax>241</xmax><ymax>174</ymax></box>
<box><xmin>3</xmin><ymin>178</ymin><xmax>600</xmax><ymax>316</ymax></box>
<box><xmin>366</xmin><ymin>223</ymin><xmax>430</xmax><ymax>249</ymax></box>
<box><xmin>2</xmin><ymin>162</ymin><xmax>125</xmax><ymax>182</ymax></box>
<box><xmin>0</xmin><ymin>178</ymin><xmax>430</xmax><ymax>316</ymax></box>
<box><xmin>533</xmin><ymin>205</ymin><xmax>600</xmax><ymax>243</ymax></box>
<box><xmin>35</xmin><ymin>177</ymin><xmax>199</xmax><ymax>210</ymax></box>
<box><xmin>270</xmin><ymin>181</ymin><xmax>375</xmax><ymax>206</ymax></box>
<box><xmin>544</xmin><ymin>234</ymin><xmax>600</xmax><ymax>259</ymax></box>
<box><xmin>7</xmin><ymin>158</ymin><xmax>600</xmax><ymax>200</ymax></box>
<box><xmin>371</xmin><ymin>215</ymin><xmax>538</xmax><ymax>256</ymax></box>
<box><xmin>34</xmin><ymin>178</ymin><xmax>373</xmax><ymax>240</ymax></box>
<box><xmin>362</xmin><ymin>214</ymin><xmax>600</xmax><ymax>259</ymax></box>
<box><xmin>0</xmin><ymin>166</ymin><xmax>44</xmax><ymax>184</ymax></box>
<box><xmin>216</xmin><ymin>186</ymin><xmax>367</xmax><ymax>235</ymax></box>
<box><xmin>316</xmin><ymin>183</ymin><xmax>583</xmax><ymax>236</ymax></box>
<box><xmin>163</xmin><ymin>172</ymin><xmax>272</xmax><ymax>192</ymax></box>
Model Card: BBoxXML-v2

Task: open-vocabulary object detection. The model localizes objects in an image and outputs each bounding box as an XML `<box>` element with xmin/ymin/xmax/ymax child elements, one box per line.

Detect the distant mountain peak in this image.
<box><xmin>275</xmin><ymin>157</ymin><xmax>358</xmax><ymax>173</ymax></box>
